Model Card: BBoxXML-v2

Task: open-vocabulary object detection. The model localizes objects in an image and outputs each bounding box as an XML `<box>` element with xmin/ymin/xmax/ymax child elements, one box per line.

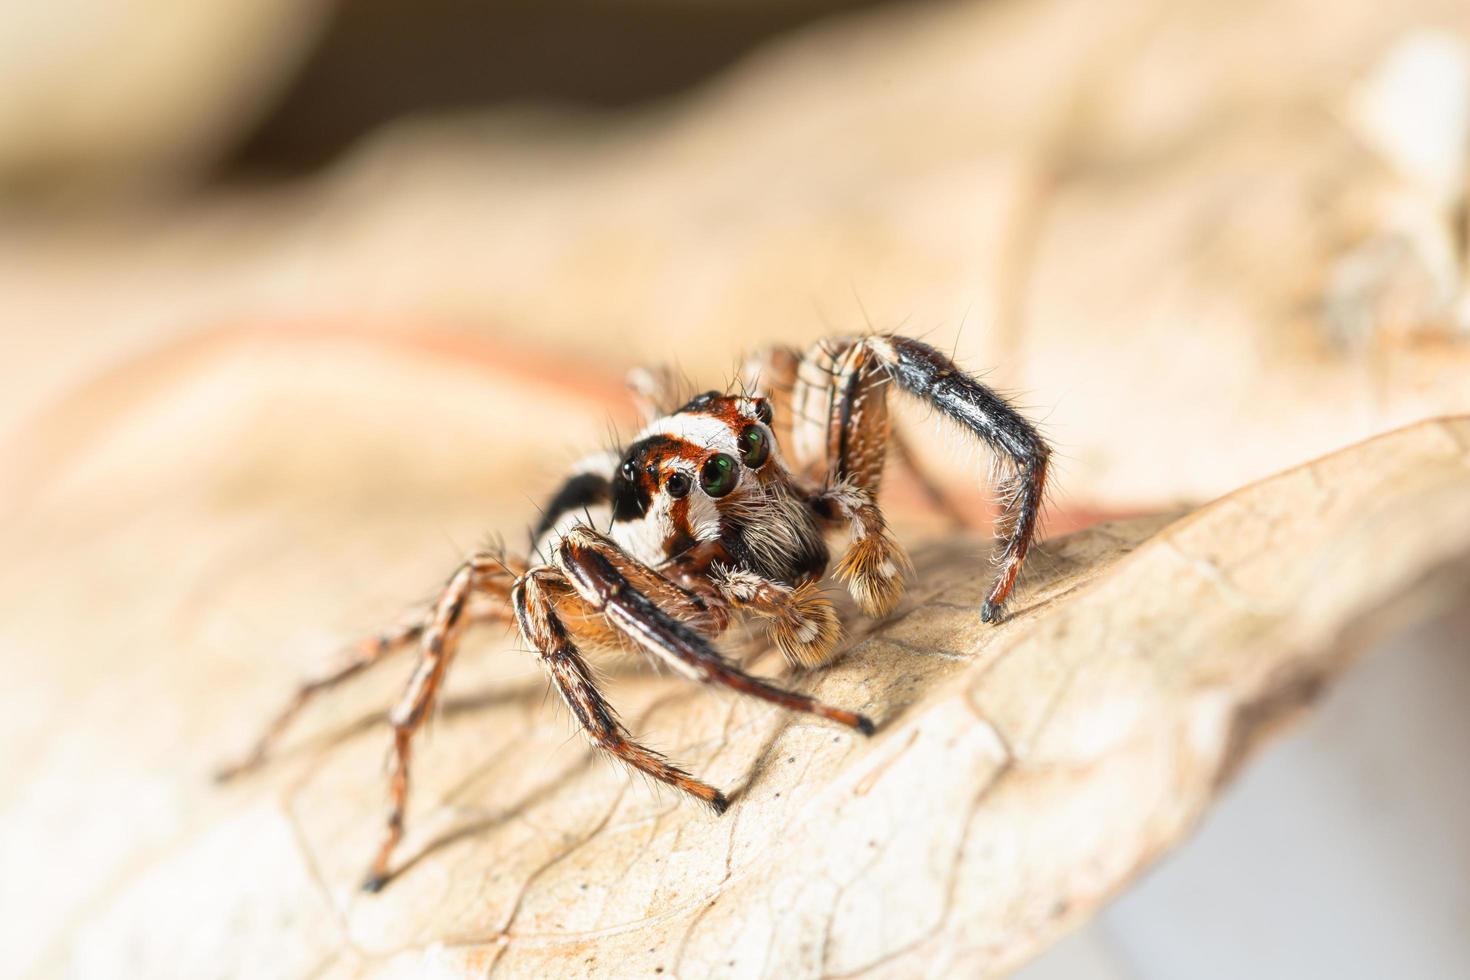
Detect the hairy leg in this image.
<box><xmin>796</xmin><ymin>335</ymin><xmax>1050</xmax><ymax>622</ymax></box>
<box><xmin>512</xmin><ymin>567</ymin><xmax>728</xmax><ymax>811</ymax></box>
<box><xmin>215</xmin><ymin>601</ymin><xmax>512</xmax><ymax>781</ymax></box>
<box><xmin>556</xmin><ymin>526</ymin><xmax>873</xmax><ymax>732</ymax></box>
<box><xmin>743</xmin><ymin>342</ymin><xmax>971</xmax><ymax>528</ymax></box>
<box><xmin>361</xmin><ymin>554</ymin><xmax>518</xmax><ymax>892</ymax></box>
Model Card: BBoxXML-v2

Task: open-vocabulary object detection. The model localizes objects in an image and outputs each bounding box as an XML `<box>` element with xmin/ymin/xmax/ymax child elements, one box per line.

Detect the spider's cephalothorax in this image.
<box><xmin>544</xmin><ymin>391</ymin><xmax>830</xmax><ymax>586</ymax></box>
<box><xmin>218</xmin><ymin>334</ymin><xmax>1050</xmax><ymax>892</ymax></box>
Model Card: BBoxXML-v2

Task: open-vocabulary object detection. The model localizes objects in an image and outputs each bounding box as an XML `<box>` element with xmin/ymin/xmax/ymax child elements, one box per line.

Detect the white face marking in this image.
<box><xmin>636</xmin><ymin>414</ymin><xmax>739</xmax><ymax>454</ymax></box>
<box><xmin>686</xmin><ymin>489</ymin><xmax>722</xmax><ymax>542</ymax></box>
<box><xmin>610</xmin><ymin>492</ymin><xmax>676</xmax><ymax>566</ymax></box>
<box><xmin>610</xmin><ymin>402</ymin><xmax>802</xmax><ymax>567</ymax></box>
<box><xmin>637</xmin><ymin>408</ymin><xmax>786</xmax><ymax>494</ymax></box>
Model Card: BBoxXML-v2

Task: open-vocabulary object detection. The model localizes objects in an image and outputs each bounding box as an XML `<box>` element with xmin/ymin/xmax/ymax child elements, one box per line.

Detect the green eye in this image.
<box><xmin>739</xmin><ymin>425</ymin><xmax>769</xmax><ymax>467</ymax></box>
<box><xmin>700</xmin><ymin>453</ymin><xmax>738</xmax><ymax>497</ymax></box>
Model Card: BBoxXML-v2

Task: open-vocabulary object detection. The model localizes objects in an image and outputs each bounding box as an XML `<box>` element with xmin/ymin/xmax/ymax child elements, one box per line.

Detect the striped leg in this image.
<box><xmin>795</xmin><ymin>335</ymin><xmax>1051</xmax><ymax>622</ymax></box>
<box><xmin>215</xmin><ymin>614</ymin><xmax>425</xmax><ymax>783</ymax></box>
<box><xmin>361</xmin><ymin>554</ymin><xmax>518</xmax><ymax>892</ymax></box>
<box><xmin>556</xmin><ymin>526</ymin><xmax>873</xmax><ymax>733</ymax></box>
<box><xmin>215</xmin><ymin>600</ymin><xmax>512</xmax><ymax>782</ymax></box>
<box><xmin>742</xmin><ymin>342</ymin><xmax>969</xmax><ymax>528</ymax></box>
<box><xmin>512</xmin><ymin>567</ymin><xmax>728</xmax><ymax>813</ymax></box>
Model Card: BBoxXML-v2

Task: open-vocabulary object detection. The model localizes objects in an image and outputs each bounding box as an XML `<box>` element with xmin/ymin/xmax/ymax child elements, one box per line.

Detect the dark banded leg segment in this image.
<box><xmin>556</xmin><ymin>527</ymin><xmax>874</xmax><ymax>734</ymax></box>
<box><xmin>798</xmin><ymin>334</ymin><xmax>1051</xmax><ymax>623</ymax></box>
<box><xmin>512</xmin><ymin>567</ymin><xmax>727</xmax><ymax>814</ymax></box>
<box><xmin>875</xmin><ymin>336</ymin><xmax>1049</xmax><ymax>621</ymax></box>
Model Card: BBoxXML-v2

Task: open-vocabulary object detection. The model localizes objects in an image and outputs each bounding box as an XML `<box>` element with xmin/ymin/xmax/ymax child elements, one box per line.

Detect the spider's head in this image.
<box><xmin>610</xmin><ymin>392</ymin><xmax>782</xmax><ymax>544</ymax></box>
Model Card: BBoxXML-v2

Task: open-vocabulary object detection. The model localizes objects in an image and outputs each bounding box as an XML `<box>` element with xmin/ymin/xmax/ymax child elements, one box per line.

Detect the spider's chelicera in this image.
<box><xmin>218</xmin><ymin>334</ymin><xmax>1050</xmax><ymax>892</ymax></box>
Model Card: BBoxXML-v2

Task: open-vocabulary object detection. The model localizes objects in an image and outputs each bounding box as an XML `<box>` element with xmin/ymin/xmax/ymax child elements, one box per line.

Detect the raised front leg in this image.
<box><xmin>795</xmin><ymin>335</ymin><xmax>1050</xmax><ymax>623</ymax></box>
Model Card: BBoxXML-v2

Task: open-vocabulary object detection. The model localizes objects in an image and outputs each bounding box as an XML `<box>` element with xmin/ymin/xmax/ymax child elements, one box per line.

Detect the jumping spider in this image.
<box><xmin>218</xmin><ymin>334</ymin><xmax>1050</xmax><ymax>891</ymax></box>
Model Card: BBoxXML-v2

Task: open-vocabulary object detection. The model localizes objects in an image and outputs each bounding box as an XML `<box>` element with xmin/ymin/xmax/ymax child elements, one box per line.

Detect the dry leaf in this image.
<box><xmin>5</xmin><ymin>329</ymin><xmax>1468</xmax><ymax>978</ymax></box>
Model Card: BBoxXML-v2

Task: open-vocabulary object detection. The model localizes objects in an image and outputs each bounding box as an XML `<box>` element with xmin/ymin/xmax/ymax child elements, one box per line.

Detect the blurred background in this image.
<box><xmin>2</xmin><ymin>1</ymin><xmax>1468</xmax><ymax>977</ymax></box>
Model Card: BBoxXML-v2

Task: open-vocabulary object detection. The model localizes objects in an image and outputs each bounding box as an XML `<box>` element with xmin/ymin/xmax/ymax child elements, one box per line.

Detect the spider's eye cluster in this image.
<box><xmin>665</xmin><ymin>472</ymin><xmax>691</xmax><ymax>498</ymax></box>
<box><xmin>620</xmin><ymin>459</ymin><xmax>637</xmax><ymax>481</ymax></box>
<box><xmin>700</xmin><ymin>453</ymin><xmax>738</xmax><ymax>497</ymax></box>
<box><xmin>739</xmin><ymin>424</ymin><xmax>769</xmax><ymax>467</ymax></box>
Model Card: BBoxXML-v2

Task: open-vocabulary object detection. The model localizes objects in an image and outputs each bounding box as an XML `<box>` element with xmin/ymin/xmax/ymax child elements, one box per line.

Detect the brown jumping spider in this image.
<box><xmin>218</xmin><ymin>334</ymin><xmax>1050</xmax><ymax>891</ymax></box>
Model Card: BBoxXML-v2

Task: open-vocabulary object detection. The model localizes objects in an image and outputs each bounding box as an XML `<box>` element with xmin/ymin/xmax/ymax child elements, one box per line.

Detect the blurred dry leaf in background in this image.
<box><xmin>2</xmin><ymin>0</ymin><xmax>1470</xmax><ymax>978</ymax></box>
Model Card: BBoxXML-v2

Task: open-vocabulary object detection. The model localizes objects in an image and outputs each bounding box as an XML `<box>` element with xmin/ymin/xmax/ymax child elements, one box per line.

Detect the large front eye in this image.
<box><xmin>739</xmin><ymin>425</ymin><xmax>770</xmax><ymax>467</ymax></box>
<box><xmin>700</xmin><ymin>453</ymin><xmax>738</xmax><ymax>497</ymax></box>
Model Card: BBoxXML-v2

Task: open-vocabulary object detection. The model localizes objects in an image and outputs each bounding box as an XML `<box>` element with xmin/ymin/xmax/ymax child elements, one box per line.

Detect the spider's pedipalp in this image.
<box><xmin>820</xmin><ymin>483</ymin><xmax>914</xmax><ymax>619</ymax></box>
<box><xmin>556</xmin><ymin>527</ymin><xmax>873</xmax><ymax>733</ymax></box>
<box><xmin>711</xmin><ymin>567</ymin><xmax>843</xmax><ymax>668</ymax></box>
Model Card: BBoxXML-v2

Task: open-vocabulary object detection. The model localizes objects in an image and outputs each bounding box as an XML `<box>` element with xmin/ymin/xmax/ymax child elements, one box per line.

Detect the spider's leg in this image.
<box><xmin>556</xmin><ymin>527</ymin><xmax>874</xmax><ymax>733</ymax></box>
<box><xmin>876</xmin><ymin>336</ymin><xmax>1049</xmax><ymax>621</ymax></box>
<box><xmin>710</xmin><ymin>567</ymin><xmax>842</xmax><ymax>668</ymax></box>
<box><xmin>801</xmin><ymin>334</ymin><xmax>1050</xmax><ymax>623</ymax></box>
<box><xmin>215</xmin><ymin>599</ymin><xmax>515</xmax><ymax>782</ymax></box>
<box><xmin>362</xmin><ymin>554</ymin><xmax>518</xmax><ymax>893</ymax></box>
<box><xmin>214</xmin><ymin>613</ymin><xmax>424</xmax><ymax>782</ymax></box>
<box><xmin>512</xmin><ymin>567</ymin><xmax>728</xmax><ymax>812</ymax></box>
